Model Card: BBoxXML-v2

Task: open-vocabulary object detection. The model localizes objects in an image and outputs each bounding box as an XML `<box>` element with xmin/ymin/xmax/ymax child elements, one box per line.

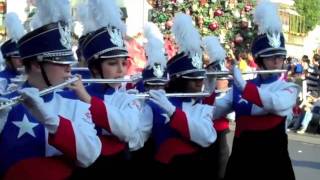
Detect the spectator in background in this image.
<box><xmin>289</xmin><ymin>57</ymin><xmax>304</xmax><ymax>85</ymax></box>
<box><xmin>301</xmin><ymin>55</ymin><xmax>309</xmax><ymax>71</ymax></box>
<box><xmin>297</xmin><ymin>96</ymin><xmax>320</xmax><ymax>134</ymax></box>
<box><xmin>305</xmin><ymin>54</ymin><xmax>320</xmax><ymax>98</ymax></box>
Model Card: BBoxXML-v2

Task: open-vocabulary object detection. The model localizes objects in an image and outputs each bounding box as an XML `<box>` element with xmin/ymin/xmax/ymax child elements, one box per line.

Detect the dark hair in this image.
<box><xmin>88</xmin><ymin>59</ymin><xmax>101</xmax><ymax>78</ymax></box>
<box><xmin>286</xmin><ymin>56</ymin><xmax>292</xmax><ymax>63</ymax></box>
<box><xmin>313</xmin><ymin>54</ymin><xmax>320</xmax><ymax>62</ymax></box>
<box><xmin>302</xmin><ymin>55</ymin><xmax>309</xmax><ymax>60</ymax></box>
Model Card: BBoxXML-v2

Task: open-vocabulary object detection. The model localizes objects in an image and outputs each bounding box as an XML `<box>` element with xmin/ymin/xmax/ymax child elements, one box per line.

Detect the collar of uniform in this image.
<box><xmin>3</xmin><ymin>67</ymin><xmax>19</xmax><ymax>76</ymax></box>
<box><xmin>253</xmin><ymin>74</ymin><xmax>280</xmax><ymax>86</ymax></box>
<box><xmin>169</xmin><ymin>96</ymin><xmax>193</xmax><ymax>103</ymax></box>
<box><xmin>89</xmin><ymin>83</ymin><xmax>116</xmax><ymax>95</ymax></box>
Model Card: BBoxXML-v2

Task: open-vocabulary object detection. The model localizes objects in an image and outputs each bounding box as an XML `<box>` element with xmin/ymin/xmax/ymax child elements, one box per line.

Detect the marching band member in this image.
<box><xmin>136</xmin><ymin>22</ymin><xmax>169</xmax><ymax>92</ymax></box>
<box><xmin>146</xmin><ymin>13</ymin><xmax>217</xmax><ymax>177</ymax></box>
<box><xmin>202</xmin><ymin>35</ymin><xmax>230</xmax><ymax>180</ymax></box>
<box><xmin>213</xmin><ymin>1</ymin><xmax>299</xmax><ymax>179</ymax></box>
<box><xmin>70</xmin><ymin>0</ymin><xmax>148</xmax><ymax>177</ymax></box>
<box><xmin>131</xmin><ymin>22</ymin><xmax>169</xmax><ymax>169</ymax></box>
<box><xmin>0</xmin><ymin>1</ymin><xmax>101</xmax><ymax>179</ymax></box>
<box><xmin>0</xmin><ymin>13</ymin><xmax>24</xmax><ymax>95</ymax></box>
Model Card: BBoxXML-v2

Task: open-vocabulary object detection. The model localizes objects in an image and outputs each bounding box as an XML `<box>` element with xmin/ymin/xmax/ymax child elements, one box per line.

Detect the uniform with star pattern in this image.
<box><xmin>0</xmin><ymin>84</ymin><xmax>101</xmax><ymax>179</ymax></box>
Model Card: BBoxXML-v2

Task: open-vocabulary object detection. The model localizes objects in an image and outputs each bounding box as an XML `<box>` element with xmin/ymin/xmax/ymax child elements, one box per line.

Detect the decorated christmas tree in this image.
<box><xmin>149</xmin><ymin>0</ymin><xmax>258</xmax><ymax>59</ymax></box>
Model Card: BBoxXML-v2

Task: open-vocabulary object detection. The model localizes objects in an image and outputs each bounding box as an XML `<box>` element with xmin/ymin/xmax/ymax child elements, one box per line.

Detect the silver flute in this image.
<box><xmin>206</xmin><ymin>69</ymin><xmax>287</xmax><ymax>76</ymax></box>
<box><xmin>82</xmin><ymin>78</ymin><xmax>139</xmax><ymax>83</ymax></box>
<box><xmin>10</xmin><ymin>76</ymin><xmax>142</xmax><ymax>84</ymax></box>
<box><xmin>136</xmin><ymin>92</ymin><xmax>210</xmax><ymax>98</ymax></box>
<box><xmin>0</xmin><ymin>77</ymin><xmax>80</xmax><ymax>110</ymax></box>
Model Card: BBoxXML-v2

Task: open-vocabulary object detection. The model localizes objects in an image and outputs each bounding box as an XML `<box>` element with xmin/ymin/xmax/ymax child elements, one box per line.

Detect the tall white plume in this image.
<box><xmin>202</xmin><ymin>36</ymin><xmax>226</xmax><ymax>64</ymax></box>
<box><xmin>88</xmin><ymin>0</ymin><xmax>126</xmax><ymax>36</ymax></box>
<box><xmin>75</xmin><ymin>3</ymin><xmax>97</xmax><ymax>35</ymax></box>
<box><xmin>253</xmin><ymin>0</ymin><xmax>282</xmax><ymax>35</ymax></box>
<box><xmin>144</xmin><ymin>22</ymin><xmax>166</xmax><ymax>69</ymax></box>
<box><xmin>172</xmin><ymin>13</ymin><xmax>202</xmax><ymax>57</ymax></box>
<box><xmin>32</xmin><ymin>0</ymin><xmax>72</xmax><ymax>29</ymax></box>
<box><xmin>4</xmin><ymin>12</ymin><xmax>26</xmax><ymax>42</ymax></box>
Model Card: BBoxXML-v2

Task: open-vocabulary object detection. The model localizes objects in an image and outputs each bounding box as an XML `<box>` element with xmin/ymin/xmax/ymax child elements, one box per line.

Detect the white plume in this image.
<box><xmin>144</xmin><ymin>22</ymin><xmax>166</xmax><ymax>69</ymax></box>
<box><xmin>88</xmin><ymin>0</ymin><xmax>126</xmax><ymax>36</ymax></box>
<box><xmin>4</xmin><ymin>12</ymin><xmax>25</xmax><ymax>42</ymax></box>
<box><xmin>75</xmin><ymin>3</ymin><xmax>97</xmax><ymax>35</ymax></box>
<box><xmin>0</xmin><ymin>50</ymin><xmax>4</xmax><ymax>65</ymax></box>
<box><xmin>172</xmin><ymin>13</ymin><xmax>202</xmax><ymax>57</ymax></box>
<box><xmin>253</xmin><ymin>0</ymin><xmax>282</xmax><ymax>35</ymax></box>
<box><xmin>32</xmin><ymin>0</ymin><xmax>72</xmax><ymax>28</ymax></box>
<box><xmin>203</xmin><ymin>36</ymin><xmax>226</xmax><ymax>64</ymax></box>
<box><xmin>30</xmin><ymin>13</ymin><xmax>42</xmax><ymax>30</ymax></box>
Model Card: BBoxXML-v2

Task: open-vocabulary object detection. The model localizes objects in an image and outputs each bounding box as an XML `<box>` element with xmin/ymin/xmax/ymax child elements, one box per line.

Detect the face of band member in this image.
<box><xmin>262</xmin><ymin>55</ymin><xmax>285</xmax><ymax>70</ymax></box>
<box><xmin>9</xmin><ymin>57</ymin><xmax>23</xmax><ymax>69</ymax></box>
<box><xmin>185</xmin><ymin>79</ymin><xmax>204</xmax><ymax>93</ymax></box>
<box><xmin>42</xmin><ymin>62</ymin><xmax>71</xmax><ymax>86</ymax></box>
<box><xmin>101</xmin><ymin>57</ymin><xmax>128</xmax><ymax>88</ymax></box>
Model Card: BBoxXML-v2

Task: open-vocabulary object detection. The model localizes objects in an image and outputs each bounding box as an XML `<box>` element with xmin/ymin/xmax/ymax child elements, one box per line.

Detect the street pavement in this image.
<box><xmin>227</xmin><ymin>124</ymin><xmax>320</xmax><ymax>180</ymax></box>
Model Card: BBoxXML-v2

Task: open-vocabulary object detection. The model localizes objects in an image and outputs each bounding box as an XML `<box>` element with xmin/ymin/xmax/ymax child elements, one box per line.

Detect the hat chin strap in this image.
<box><xmin>39</xmin><ymin>62</ymin><xmax>52</xmax><ymax>87</ymax></box>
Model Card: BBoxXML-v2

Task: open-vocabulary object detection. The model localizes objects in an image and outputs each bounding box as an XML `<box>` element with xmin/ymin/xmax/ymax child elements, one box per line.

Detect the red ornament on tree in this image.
<box><xmin>199</xmin><ymin>0</ymin><xmax>207</xmax><ymax>6</ymax></box>
<box><xmin>244</xmin><ymin>5</ymin><xmax>252</xmax><ymax>12</ymax></box>
<box><xmin>214</xmin><ymin>9</ymin><xmax>224</xmax><ymax>17</ymax></box>
<box><xmin>234</xmin><ymin>34</ymin><xmax>244</xmax><ymax>44</ymax></box>
<box><xmin>209</xmin><ymin>22</ymin><xmax>219</xmax><ymax>31</ymax></box>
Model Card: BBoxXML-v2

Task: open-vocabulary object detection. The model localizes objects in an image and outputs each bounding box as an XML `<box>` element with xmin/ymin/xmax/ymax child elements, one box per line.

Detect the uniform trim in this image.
<box><xmin>48</xmin><ymin>116</ymin><xmax>77</xmax><ymax>161</ymax></box>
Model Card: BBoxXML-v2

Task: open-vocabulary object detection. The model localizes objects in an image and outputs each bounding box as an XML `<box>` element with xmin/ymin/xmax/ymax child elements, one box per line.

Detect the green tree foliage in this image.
<box><xmin>151</xmin><ymin>0</ymin><xmax>257</xmax><ymax>58</ymax></box>
<box><xmin>295</xmin><ymin>0</ymin><xmax>320</xmax><ymax>32</ymax></box>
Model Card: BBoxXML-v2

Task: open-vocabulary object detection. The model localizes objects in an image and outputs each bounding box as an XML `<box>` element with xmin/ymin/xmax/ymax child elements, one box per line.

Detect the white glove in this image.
<box><xmin>18</xmin><ymin>88</ymin><xmax>59</xmax><ymax>133</ymax></box>
<box><xmin>149</xmin><ymin>89</ymin><xmax>176</xmax><ymax>117</ymax></box>
<box><xmin>0</xmin><ymin>78</ymin><xmax>8</xmax><ymax>95</ymax></box>
<box><xmin>6</xmin><ymin>83</ymin><xmax>19</xmax><ymax>93</ymax></box>
<box><xmin>0</xmin><ymin>97</ymin><xmax>11</xmax><ymax>126</ymax></box>
<box><xmin>109</xmin><ymin>90</ymin><xmax>131</xmax><ymax>109</ymax></box>
<box><xmin>233</xmin><ymin>66</ymin><xmax>246</xmax><ymax>91</ymax></box>
<box><xmin>126</xmin><ymin>89</ymin><xmax>139</xmax><ymax>95</ymax></box>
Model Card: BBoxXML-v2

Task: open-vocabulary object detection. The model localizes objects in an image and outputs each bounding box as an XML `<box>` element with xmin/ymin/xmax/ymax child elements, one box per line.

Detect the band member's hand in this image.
<box><xmin>0</xmin><ymin>97</ymin><xmax>11</xmax><ymax>120</ymax></box>
<box><xmin>69</xmin><ymin>75</ymin><xmax>91</xmax><ymax>103</ymax></box>
<box><xmin>127</xmin><ymin>89</ymin><xmax>139</xmax><ymax>95</ymax></box>
<box><xmin>232</xmin><ymin>66</ymin><xmax>246</xmax><ymax>91</ymax></box>
<box><xmin>18</xmin><ymin>88</ymin><xmax>59</xmax><ymax>133</ymax></box>
<box><xmin>149</xmin><ymin>89</ymin><xmax>176</xmax><ymax>117</ymax></box>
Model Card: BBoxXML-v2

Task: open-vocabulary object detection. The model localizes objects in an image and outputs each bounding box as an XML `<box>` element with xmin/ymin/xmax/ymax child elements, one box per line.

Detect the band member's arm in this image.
<box><xmin>89</xmin><ymin>93</ymin><xmax>146</xmax><ymax>151</ymax></box>
<box><xmin>149</xmin><ymin>89</ymin><xmax>216</xmax><ymax>147</ymax></box>
<box><xmin>242</xmin><ymin>82</ymin><xmax>299</xmax><ymax>113</ymax></box>
<box><xmin>19</xmin><ymin>88</ymin><xmax>101</xmax><ymax>167</ymax></box>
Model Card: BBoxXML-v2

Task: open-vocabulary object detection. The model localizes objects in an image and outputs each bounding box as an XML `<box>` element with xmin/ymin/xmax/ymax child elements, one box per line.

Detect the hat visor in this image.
<box><xmin>145</xmin><ymin>81</ymin><xmax>167</xmax><ymax>86</ymax></box>
<box><xmin>258</xmin><ymin>49</ymin><xmax>287</xmax><ymax>58</ymax></box>
<box><xmin>43</xmin><ymin>55</ymin><xmax>77</xmax><ymax>65</ymax></box>
<box><xmin>144</xmin><ymin>78</ymin><xmax>168</xmax><ymax>85</ymax></box>
<box><xmin>99</xmin><ymin>49</ymin><xmax>130</xmax><ymax>59</ymax></box>
<box><xmin>181</xmin><ymin>70</ymin><xmax>206</xmax><ymax>79</ymax></box>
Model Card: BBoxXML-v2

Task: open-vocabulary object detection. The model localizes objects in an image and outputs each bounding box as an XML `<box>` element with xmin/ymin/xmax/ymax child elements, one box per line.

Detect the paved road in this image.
<box><xmin>288</xmin><ymin>133</ymin><xmax>320</xmax><ymax>180</ymax></box>
<box><xmin>226</xmin><ymin>127</ymin><xmax>320</xmax><ymax>180</ymax></box>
